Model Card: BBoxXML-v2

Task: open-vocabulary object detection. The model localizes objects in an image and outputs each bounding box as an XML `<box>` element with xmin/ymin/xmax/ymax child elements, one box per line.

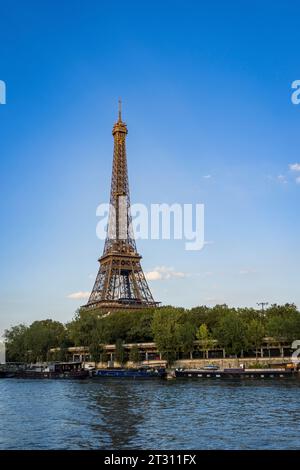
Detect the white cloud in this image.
<box><xmin>267</xmin><ymin>174</ymin><xmax>291</xmax><ymax>184</ymax></box>
<box><xmin>203</xmin><ymin>175</ymin><xmax>211</xmax><ymax>179</ymax></box>
<box><xmin>195</xmin><ymin>271</ymin><xmax>214</xmax><ymax>278</ymax></box>
<box><xmin>289</xmin><ymin>163</ymin><xmax>300</xmax><ymax>172</ymax></box>
<box><xmin>67</xmin><ymin>291</ymin><xmax>90</xmax><ymax>300</ymax></box>
<box><xmin>288</xmin><ymin>164</ymin><xmax>300</xmax><ymax>184</ymax></box>
<box><xmin>239</xmin><ymin>269</ymin><xmax>257</xmax><ymax>275</ymax></box>
<box><xmin>277</xmin><ymin>175</ymin><xmax>287</xmax><ymax>184</ymax></box>
<box><xmin>145</xmin><ymin>266</ymin><xmax>187</xmax><ymax>281</ymax></box>
<box><xmin>146</xmin><ymin>271</ymin><xmax>163</xmax><ymax>281</ymax></box>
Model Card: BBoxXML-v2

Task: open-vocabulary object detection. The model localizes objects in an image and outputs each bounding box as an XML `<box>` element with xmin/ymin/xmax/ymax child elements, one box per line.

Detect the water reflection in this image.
<box><xmin>86</xmin><ymin>381</ymin><xmax>146</xmax><ymax>449</ymax></box>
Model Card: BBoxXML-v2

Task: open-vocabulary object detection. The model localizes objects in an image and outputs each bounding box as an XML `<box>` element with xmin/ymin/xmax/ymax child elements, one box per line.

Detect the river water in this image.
<box><xmin>0</xmin><ymin>378</ymin><xmax>299</xmax><ymax>449</ymax></box>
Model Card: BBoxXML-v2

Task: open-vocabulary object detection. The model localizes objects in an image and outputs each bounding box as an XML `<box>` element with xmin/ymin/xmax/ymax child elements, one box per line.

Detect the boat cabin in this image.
<box><xmin>46</xmin><ymin>362</ymin><xmax>83</xmax><ymax>373</ymax></box>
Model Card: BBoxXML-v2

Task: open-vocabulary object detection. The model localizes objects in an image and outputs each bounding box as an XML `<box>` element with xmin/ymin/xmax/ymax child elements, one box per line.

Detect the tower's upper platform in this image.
<box><xmin>112</xmin><ymin>120</ymin><xmax>128</xmax><ymax>135</ymax></box>
<box><xmin>112</xmin><ymin>99</ymin><xmax>128</xmax><ymax>135</ymax></box>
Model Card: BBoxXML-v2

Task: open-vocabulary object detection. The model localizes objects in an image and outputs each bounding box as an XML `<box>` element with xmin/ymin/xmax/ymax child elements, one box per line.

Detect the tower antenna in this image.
<box><xmin>118</xmin><ymin>98</ymin><xmax>122</xmax><ymax>121</ymax></box>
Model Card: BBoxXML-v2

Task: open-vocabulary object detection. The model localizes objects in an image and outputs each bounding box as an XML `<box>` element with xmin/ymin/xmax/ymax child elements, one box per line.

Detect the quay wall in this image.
<box><xmin>172</xmin><ymin>357</ymin><xmax>292</xmax><ymax>369</ymax></box>
<box><xmin>89</xmin><ymin>356</ymin><xmax>292</xmax><ymax>370</ymax></box>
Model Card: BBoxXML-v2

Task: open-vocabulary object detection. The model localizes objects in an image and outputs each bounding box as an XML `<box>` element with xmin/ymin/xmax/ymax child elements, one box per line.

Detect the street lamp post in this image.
<box><xmin>257</xmin><ymin>302</ymin><xmax>269</xmax><ymax>313</ymax></box>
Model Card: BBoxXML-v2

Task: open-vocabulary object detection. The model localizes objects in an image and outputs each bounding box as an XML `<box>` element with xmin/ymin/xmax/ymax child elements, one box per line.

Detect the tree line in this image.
<box><xmin>4</xmin><ymin>303</ymin><xmax>300</xmax><ymax>363</ymax></box>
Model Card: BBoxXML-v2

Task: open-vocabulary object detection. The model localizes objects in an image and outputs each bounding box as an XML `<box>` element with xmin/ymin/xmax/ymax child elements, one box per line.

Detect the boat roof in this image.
<box><xmin>51</xmin><ymin>361</ymin><xmax>82</xmax><ymax>365</ymax></box>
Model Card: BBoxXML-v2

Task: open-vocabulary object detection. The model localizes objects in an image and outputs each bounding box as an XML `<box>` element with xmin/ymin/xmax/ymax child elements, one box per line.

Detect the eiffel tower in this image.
<box><xmin>84</xmin><ymin>102</ymin><xmax>159</xmax><ymax>311</ymax></box>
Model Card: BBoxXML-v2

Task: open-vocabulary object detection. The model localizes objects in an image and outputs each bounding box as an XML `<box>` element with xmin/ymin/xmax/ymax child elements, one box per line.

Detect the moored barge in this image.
<box><xmin>175</xmin><ymin>367</ymin><xmax>297</xmax><ymax>379</ymax></box>
<box><xmin>3</xmin><ymin>362</ymin><xmax>89</xmax><ymax>379</ymax></box>
<box><xmin>93</xmin><ymin>367</ymin><xmax>166</xmax><ymax>379</ymax></box>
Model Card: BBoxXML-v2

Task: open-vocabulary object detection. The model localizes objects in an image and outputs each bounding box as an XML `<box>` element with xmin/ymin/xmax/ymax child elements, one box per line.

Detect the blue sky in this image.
<box><xmin>0</xmin><ymin>1</ymin><xmax>300</xmax><ymax>333</ymax></box>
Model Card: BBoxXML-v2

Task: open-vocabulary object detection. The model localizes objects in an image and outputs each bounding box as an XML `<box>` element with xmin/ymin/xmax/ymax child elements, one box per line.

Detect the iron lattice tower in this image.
<box><xmin>84</xmin><ymin>102</ymin><xmax>158</xmax><ymax>310</ymax></box>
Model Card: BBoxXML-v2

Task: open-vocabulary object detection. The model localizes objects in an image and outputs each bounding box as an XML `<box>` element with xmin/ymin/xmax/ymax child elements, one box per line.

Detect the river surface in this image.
<box><xmin>0</xmin><ymin>378</ymin><xmax>300</xmax><ymax>449</ymax></box>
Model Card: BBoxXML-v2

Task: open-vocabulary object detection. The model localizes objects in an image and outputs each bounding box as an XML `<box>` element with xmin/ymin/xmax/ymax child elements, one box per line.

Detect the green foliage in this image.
<box><xmin>265</xmin><ymin>303</ymin><xmax>298</xmax><ymax>318</ymax></box>
<box><xmin>266</xmin><ymin>312</ymin><xmax>300</xmax><ymax>342</ymax></box>
<box><xmin>129</xmin><ymin>345</ymin><xmax>140</xmax><ymax>363</ymax></box>
<box><xmin>4</xmin><ymin>320</ymin><xmax>68</xmax><ymax>362</ymax></box>
<box><xmin>67</xmin><ymin>308</ymin><xmax>155</xmax><ymax>346</ymax></box>
<box><xmin>246</xmin><ymin>319</ymin><xmax>265</xmax><ymax>357</ymax></box>
<box><xmin>196</xmin><ymin>324</ymin><xmax>215</xmax><ymax>358</ymax></box>
<box><xmin>5</xmin><ymin>303</ymin><xmax>300</xmax><ymax>363</ymax></box>
<box><xmin>151</xmin><ymin>309</ymin><xmax>179</xmax><ymax>365</ymax></box>
<box><xmin>57</xmin><ymin>337</ymin><xmax>73</xmax><ymax>361</ymax></box>
<box><xmin>247</xmin><ymin>362</ymin><xmax>270</xmax><ymax>369</ymax></box>
<box><xmin>115</xmin><ymin>339</ymin><xmax>126</xmax><ymax>365</ymax></box>
<box><xmin>89</xmin><ymin>341</ymin><xmax>103</xmax><ymax>363</ymax></box>
<box><xmin>237</xmin><ymin>307</ymin><xmax>262</xmax><ymax>323</ymax></box>
<box><xmin>177</xmin><ymin>322</ymin><xmax>196</xmax><ymax>354</ymax></box>
<box><xmin>189</xmin><ymin>304</ymin><xmax>231</xmax><ymax>332</ymax></box>
<box><xmin>4</xmin><ymin>324</ymin><xmax>29</xmax><ymax>362</ymax></box>
<box><xmin>213</xmin><ymin>311</ymin><xmax>248</xmax><ymax>356</ymax></box>
<box><xmin>105</xmin><ymin>309</ymin><xmax>155</xmax><ymax>343</ymax></box>
<box><xmin>152</xmin><ymin>307</ymin><xmax>196</xmax><ymax>364</ymax></box>
<box><xmin>101</xmin><ymin>350</ymin><xmax>110</xmax><ymax>363</ymax></box>
<box><xmin>67</xmin><ymin>309</ymin><xmax>106</xmax><ymax>346</ymax></box>
<box><xmin>26</xmin><ymin>320</ymin><xmax>67</xmax><ymax>362</ymax></box>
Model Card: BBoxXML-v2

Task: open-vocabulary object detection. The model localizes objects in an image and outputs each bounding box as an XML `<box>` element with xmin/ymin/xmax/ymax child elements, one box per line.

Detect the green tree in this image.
<box><xmin>196</xmin><ymin>324</ymin><xmax>214</xmax><ymax>358</ymax></box>
<box><xmin>151</xmin><ymin>308</ymin><xmax>193</xmax><ymax>365</ymax></box>
<box><xmin>4</xmin><ymin>324</ymin><xmax>29</xmax><ymax>362</ymax></box>
<box><xmin>67</xmin><ymin>309</ymin><xmax>106</xmax><ymax>346</ymax></box>
<box><xmin>89</xmin><ymin>341</ymin><xmax>103</xmax><ymax>364</ymax></box>
<box><xmin>188</xmin><ymin>306</ymin><xmax>211</xmax><ymax>329</ymax></box>
<box><xmin>129</xmin><ymin>345</ymin><xmax>140</xmax><ymax>364</ymax></box>
<box><xmin>266</xmin><ymin>313</ymin><xmax>300</xmax><ymax>342</ymax></box>
<box><xmin>5</xmin><ymin>320</ymin><xmax>68</xmax><ymax>362</ymax></box>
<box><xmin>176</xmin><ymin>322</ymin><xmax>196</xmax><ymax>356</ymax></box>
<box><xmin>152</xmin><ymin>309</ymin><xmax>178</xmax><ymax>365</ymax></box>
<box><xmin>101</xmin><ymin>350</ymin><xmax>110</xmax><ymax>364</ymax></box>
<box><xmin>25</xmin><ymin>320</ymin><xmax>67</xmax><ymax>362</ymax></box>
<box><xmin>246</xmin><ymin>319</ymin><xmax>265</xmax><ymax>358</ymax></box>
<box><xmin>206</xmin><ymin>304</ymin><xmax>231</xmax><ymax>331</ymax></box>
<box><xmin>115</xmin><ymin>339</ymin><xmax>126</xmax><ymax>365</ymax></box>
<box><xmin>238</xmin><ymin>307</ymin><xmax>262</xmax><ymax>323</ymax></box>
<box><xmin>213</xmin><ymin>311</ymin><xmax>247</xmax><ymax>356</ymax></box>
<box><xmin>126</xmin><ymin>311</ymin><xmax>154</xmax><ymax>342</ymax></box>
<box><xmin>265</xmin><ymin>303</ymin><xmax>298</xmax><ymax>318</ymax></box>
